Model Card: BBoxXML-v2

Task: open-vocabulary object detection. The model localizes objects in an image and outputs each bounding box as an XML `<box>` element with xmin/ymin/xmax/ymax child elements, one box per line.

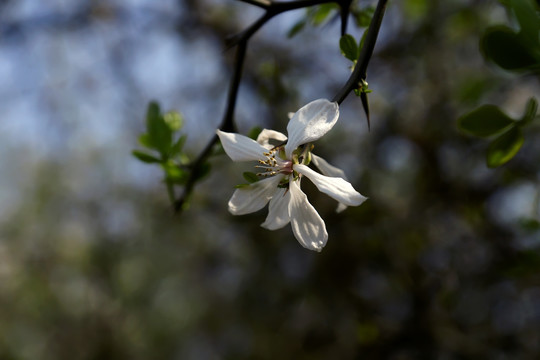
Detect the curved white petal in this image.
<box><xmin>217</xmin><ymin>130</ymin><xmax>268</xmax><ymax>162</ymax></box>
<box><xmin>294</xmin><ymin>164</ymin><xmax>367</xmax><ymax>207</ymax></box>
<box><xmin>256</xmin><ymin>129</ymin><xmax>288</xmax><ymax>149</ymax></box>
<box><xmin>311</xmin><ymin>154</ymin><xmax>348</xmax><ymax>180</ymax></box>
<box><xmin>312</xmin><ymin>154</ymin><xmax>349</xmax><ymax>213</ymax></box>
<box><xmin>228</xmin><ymin>175</ymin><xmax>283</xmax><ymax>215</ymax></box>
<box><xmin>261</xmin><ymin>187</ymin><xmax>291</xmax><ymax>230</ymax></box>
<box><xmin>285</xmin><ymin>99</ymin><xmax>339</xmax><ymax>157</ymax></box>
<box><xmin>288</xmin><ymin>179</ymin><xmax>327</xmax><ymax>252</ymax></box>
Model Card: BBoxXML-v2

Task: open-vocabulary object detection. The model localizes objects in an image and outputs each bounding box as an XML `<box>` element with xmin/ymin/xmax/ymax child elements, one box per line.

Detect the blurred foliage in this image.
<box><xmin>458</xmin><ymin>0</ymin><xmax>540</xmax><ymax>167</ymax></box>
<box><xmin>1</xmin><ymin>0</ymin><xmax>540</xmax><ymax>359</ymax></box>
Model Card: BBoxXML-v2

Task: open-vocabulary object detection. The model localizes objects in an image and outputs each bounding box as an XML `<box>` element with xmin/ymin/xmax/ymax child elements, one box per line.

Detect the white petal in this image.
<box><xmin>288</xmin><ymin>179</ymin><xmax>328</xmax><ymax>252</ymax></box>
<box><xmin>311</xmin><ymin>154</ymin><xmax>348</xmax><ymax>180</ymax></box>
<box><xmin>294</xmin><ymin>164</ymin><xmax>367</xmax><ymax>207</ymax></box>
<box><xmin>285</xmin><ymin>99</ymin><xmax>339</xmax><ymax>157</ymax></box>
<box><xmin>256</xmin><ymin>129</ymin><xmax>288</xmax><ymax>149</ymax></box>
<box><xmin>228</xmin><ymin>175</ymin><xmax>283</xmax><ymax>215</ymax></box>
<box><xmin>217</xmin><ymin>130</ymin><xmax>268</xmax><ymax>162</ymax></box>
<box><xmin>312</xmin><ymin>154</ymin><xmax>349</xmax><ymax>213</ymax></box>
<box><xmin>261</xmin><ymin>187</ymin><xmax>291</xmax><ymax>230</ymax></box>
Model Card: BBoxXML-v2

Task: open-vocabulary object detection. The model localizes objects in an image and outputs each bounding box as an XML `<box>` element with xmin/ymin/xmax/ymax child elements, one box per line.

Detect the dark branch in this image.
<box><xmin>174</xmin><ymin>42</ymin><xmax>247</xmax><ymax>213</ymax></box>
<box><xmin>235</xmin><ymin>0</ymin><xmax>272</xmax><ymax>8</ymax></box>
<box><xmin>332</xmin><ymin>0</ymin><xmax>388</xmax><ymax>105</ymax></box>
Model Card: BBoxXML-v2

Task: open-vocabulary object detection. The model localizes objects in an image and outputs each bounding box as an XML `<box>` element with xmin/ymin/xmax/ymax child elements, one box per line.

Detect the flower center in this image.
<box><xmin>255</xmin><ymin>147</ymin><xmax>293</xmax><ymax>177</ymax></box>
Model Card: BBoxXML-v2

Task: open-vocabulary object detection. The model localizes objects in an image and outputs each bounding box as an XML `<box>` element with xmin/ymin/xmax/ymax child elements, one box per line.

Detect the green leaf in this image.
<box><xmin>486</xmin><ymin>126</ymin><xmax>524</xmax><ymax>167</ymax></box>
<box><xmin>354</xmin><ymin>6</ymin><xmax>375</xmax><ymax>28</ymax></box>
<box><xmin>162</xmin><ymin>161</ymin><xmax>187</xmax><ymax>184</ymax></box>
<box><xmin>132</xmin><ymin>150</ymin><xmax>161</xmax><ymax>164</ymax></box>
<box><xmin>481</xmin><ymin>26</ymin><xmax>540</xmax><ymax>71</ymax></box>
<box><xmin>287</xmin><ymin>20</ymin><xmax>306</xmax><ymax>38</ymax></box>
<box><xmin>243</xmin><ymin>172</ymin><xmax>259</xmax><ymax>183</ymax></box>
<box><xmin>163</xmin><ymin>111</ymin><xmax>183</xmax><ymax>131</ymax></box>
<box><xmin>340</xmin><ymin>34</ymin><xmax>359</xmax><ymax>62</ymax></box>
<box><xmin>170</xmin><ymin>135</ymin><xmax>187</xmax><ymax>157</ymax></box>
<box><xmin>311</xmin><ymin>4</ymin><xmax>335</xmax><ymax>25</ymax></box>
<box><xmin>138</xmin><ymin>133</ymin><xmax>153</xmax><ymax>149</ymax></box>
<box><xmin>146</xmin><ymin>101</ymin><xmax>172</xmax><ymax>156</ymax></box>
<box><xmin>511</xmin><ymin>0</ymin><xmax>540</xmax><ymax>42</ymax></box>
<box><xmin>248</xmin><ymin>126</ymin><xmax>263</xmax><ymax>141</ymax></box>
<box><xmin>458</xmin><ymin>105</ymin><xmax>515</xmax><ymax>137</ymax></box>
<box><xmin>520</xmin><ymin>97</ymin><xmax>538</xmax><ymax>125</ymax></box>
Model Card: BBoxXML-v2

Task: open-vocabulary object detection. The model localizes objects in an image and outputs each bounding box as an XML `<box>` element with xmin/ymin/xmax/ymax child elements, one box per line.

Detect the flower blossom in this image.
<box><xmin>217</xmin><ymin>99</ymin><xmax>367</xmax><ymax>251</ymax></box>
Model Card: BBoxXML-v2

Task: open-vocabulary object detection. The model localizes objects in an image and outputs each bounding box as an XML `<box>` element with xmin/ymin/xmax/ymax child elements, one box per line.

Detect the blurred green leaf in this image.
<box><xmin>234</xmin><ymin>183</ymin><xmax>250</xmax><ymax>189</ymax></box>
<box><xmin>138</xmin><ymin>134</ymin><xmax>153</xmax><ymax>148</ymax></box>
<box><xmin>146</xmin><ymin>102</ymin><xmax>172</xmax><ymax>156</ymax></box>
<box><xmin>481</xmin><ymin>26</ymin><xmax>540</xmax><ymax>71</ymax></box>
<box><xmin>511</xmin><ymin>0</ymin><xmax>540</xmax><ymax>44</ymax></box>
<box><xmin>287</xmin><ymin>20</ymin><xmax>306</xmax><ymax>38</ymax></box>
<box><xmin>519</xmin><ymin>218</ymin><xmax>540</xmax><ymax>232</ymax></box>
<box><xmin>354</xmin><ymin>6</ymin><xmax>375</xmax><ymax>28</ymax></box>
<box><xmin>248</xmin><ymin>126</ymin><xmax>263</xmax><ymax>141</ymax></box>
<box><xmin>458</xmin><ymin>105</ymin><xmax>515</xmax><ymax>137</ymax></box>
<box><xmin>163</xmin><ymin>111</ymin><xmax>183</xmax><ymax>131</ymax></box>
<box><xmin>243</xmin><ymin>172</ymin><xmax>259</xmax><ymax>183</ymax></box>
<box><xmin>486</xmin><ymin>126</ymin><xmax>524</xmax><ymax>167</ymax></box>
<box><xmin>132</xmin><ymin>150</ymin><xmax>161</xmax><ymax>164</ymax></box>
<box><xmin>311</xmin><ymin>4</ymin><xmax>336</xmax><ymax>25</ymax></box>
<box><xmin>520</xmin><ymin>97</ymin><xmax>538</xmax><ymax>125</ymax></box>
<box><xmin>340</xmin><ymin>34</ymin><xmax>359</xmax><ymax>62</ymax></box>
<box><xmin>171</xmin><ymin>135</ymin><xmax>187</xmax><ymax>157</ymax></box>
<box><xmin>162</xmin><ymin>161</ymin><xmax>187</xmax><ymax>184</ymax></box>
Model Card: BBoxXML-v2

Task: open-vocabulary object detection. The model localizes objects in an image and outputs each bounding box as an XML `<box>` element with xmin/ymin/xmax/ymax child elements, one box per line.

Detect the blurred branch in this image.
<box><xmin>174</xmin><ymin>0</ymin><xmax>387</xmax><ymax>213</ymax></box>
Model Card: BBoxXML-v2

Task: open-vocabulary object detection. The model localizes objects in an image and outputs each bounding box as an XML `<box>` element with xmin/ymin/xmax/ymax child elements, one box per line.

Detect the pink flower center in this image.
<box><xmin>256</xmin><ymin>148</ymin><xmax>293</xmax><ymax>177</ymax></box>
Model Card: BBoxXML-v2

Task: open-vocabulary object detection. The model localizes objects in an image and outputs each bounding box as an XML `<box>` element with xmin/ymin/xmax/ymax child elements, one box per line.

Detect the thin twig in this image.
<box><xmin>332</xmin><ymin>0</ymin><xmax>388</xmax><ymax>105</ymax></box>
<box><xmin>174</xmin><ymin>42</ymin><xmax>248</xmax><ymax>213</ymax></box>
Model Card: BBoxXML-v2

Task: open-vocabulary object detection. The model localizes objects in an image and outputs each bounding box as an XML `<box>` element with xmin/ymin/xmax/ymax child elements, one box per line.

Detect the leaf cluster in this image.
<box><xmin>133</xmin><ymin>102</ymin><xmax>211</xmax><ymax>206</ymax></box>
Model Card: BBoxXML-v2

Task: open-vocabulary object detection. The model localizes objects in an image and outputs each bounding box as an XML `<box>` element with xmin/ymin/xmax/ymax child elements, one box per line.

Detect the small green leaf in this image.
<box><xmin>248</xmin><ymin>126</ymin><xmax>263</xmax><ymax>140</ymax></box>
<box><xmin>311</xmin><ymin>4</ymin><xmax>335</xmax><ymax>25</ymax></box>
<box><xmin>171</xmin><ymin>135</ymin><xmax>187</xmax><ymax>156</ymax></box>
<box><xmin>138</xmin><ymin>134</ymin><xmax>153</xmax><ymax>149</ymax></box>
<box><xmin>243</xmin><ymin>172</ymin><xmax>259</xmax><ymax>183</ymax></box>
<box><xmin>340</xmin><ymin>34</ymin><xmax>359</xmax><ymax>62</ymax></box>
<box><xmin>458</xmin><ymin>105</ymin><xmax>515</xmax><ymax>137</ymax></box>
<box><xmin>146</xmin><ymin>101</ymin><xmax>172</xmax><ymax>156</ymax></box>
<box><xmin>287</xmin><ymin>20</ymin><xmax>306</xmax><ymax>38</ymax></box>
<box><xmin>163</xmin><ymin>111</ymin><xmax>183</xmax><ymax>131</ymax></box>
<box><xmin>132</xmin><ymin>150</ymin><xmax>161</xmax><ymax>164</ymax></box>
<box><xmin>520</xmin><ymin>97</ymin><xmax>538</xmax><ymax>125</ymax></box>
<box><xmin>354</xmin><ymin>6</ymin><xmax>375</xmax><ymax>28</ymax></box>
<box><xmin>486</xmin><ymin>126</ymin><xmax>524</xmax><ymax>167</ymax></box>
<box><xmin>481</xmin><ymin>26</ymin><xmax>540</xmax><ymax>71</ymax></box>
<box><xmin>162</xmin><ymin>161</ymin><xmax>187</xmax><ymax>184</ymax></box>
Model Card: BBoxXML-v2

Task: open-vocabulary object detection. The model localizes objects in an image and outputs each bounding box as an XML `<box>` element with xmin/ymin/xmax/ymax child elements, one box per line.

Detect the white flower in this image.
<box><xmin>216</xmin><ymin>99</ymin><xmax>367</xmax><ymax>252</ymax></box>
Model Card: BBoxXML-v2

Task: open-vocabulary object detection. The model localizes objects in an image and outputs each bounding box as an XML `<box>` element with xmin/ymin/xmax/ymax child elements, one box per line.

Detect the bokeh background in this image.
<box><xmin>1</xmin><ymin>0</ymin><xmax>540</xmax><ymax>359</ymax></box>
